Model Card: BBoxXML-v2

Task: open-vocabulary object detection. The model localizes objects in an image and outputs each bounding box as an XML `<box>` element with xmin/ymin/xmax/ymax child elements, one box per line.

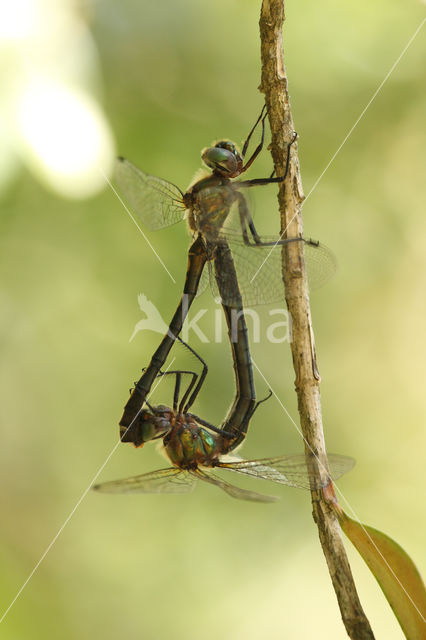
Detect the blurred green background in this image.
<box><xmin>1</xmin><ymin>0</ymin><xmax>425</xmax><ymax>638</ymax></box>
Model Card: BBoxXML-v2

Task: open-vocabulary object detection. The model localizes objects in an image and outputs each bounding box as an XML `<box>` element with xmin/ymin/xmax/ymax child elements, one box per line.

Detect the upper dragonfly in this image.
<box><xmin>114</xmin><ymin>107</ymin><xmax>336</xmax><ymax>309</ymax></box>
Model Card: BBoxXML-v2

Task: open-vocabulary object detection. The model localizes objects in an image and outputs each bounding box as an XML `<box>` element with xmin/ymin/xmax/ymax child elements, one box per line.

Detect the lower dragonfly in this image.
<box><xmin>94</xmin><ymin>361</ymin><xmax>354</xmax><ymax>503</ymax></box>
<box><xmin>117</xmin><ymin>107</ymin><xmax>335</xmax><ymax>434</ymax></box>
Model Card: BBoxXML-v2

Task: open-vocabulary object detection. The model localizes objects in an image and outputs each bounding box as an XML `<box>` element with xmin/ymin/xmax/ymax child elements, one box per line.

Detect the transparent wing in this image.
<box><xmin>190</xmin><ymin>184</ymin><xmax>336</xmax><ymax>305</ymax></box>
<box><xmin>194</xmin><ymin>260</ymin><xmax>210</xmax><ymax>299</ymax></box>
<box><xmin>114</xmin><ymin>157</ymin><xmax>186</xmax><ymax>230</ymax></box>
<box><xmin>193</xmin><ymin>468</ymin><xmax>278</xmax><ymax>503</ymax></box>
<box><xmin>93</xmin><ymin>467</ymin><xmax>196</xmax><ymax>494</ymax></box>
<box><xmin>304</xmin><ymin>241</ymin><xmax>338</xmax><ymax>290</ymax></box>
<box><xmin>208</xmin><ymin>232</ymin><xmax>336</xmax><ymax>308</ymax></box>
<box><xmin>217</xmin><ymin>454</ymin><xmax>355</xmax><ymax>490</ymax></box>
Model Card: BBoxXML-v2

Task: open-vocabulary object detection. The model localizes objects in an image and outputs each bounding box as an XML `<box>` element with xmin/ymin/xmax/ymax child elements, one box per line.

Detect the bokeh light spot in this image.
<box><xmin>17</xmin><ymin>77</ymin><xmax>115</xmax><ymax>198</ymax></box>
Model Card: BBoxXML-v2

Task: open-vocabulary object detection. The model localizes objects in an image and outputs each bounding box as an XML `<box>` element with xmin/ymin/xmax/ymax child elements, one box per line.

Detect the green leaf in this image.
<box><xmin>337</xmin><ymin>509</ymin><xmax>426</xmax><ymax>639</ymax></box>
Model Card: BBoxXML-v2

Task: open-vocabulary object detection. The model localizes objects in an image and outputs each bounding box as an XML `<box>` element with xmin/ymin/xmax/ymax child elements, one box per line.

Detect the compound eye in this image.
<box><xmin>139</xmin><ymin>420</ymin><xmax>157</xmax><ymax>443</ymax></box>
<box><xmin>201</xmin><ymin>146</ymin><xmax>239</xmax><ymax>175</ymax></box>
<box><xmin>215</xmin><ymin>140</ymin><xmax>236</xmax><ymax>155</ymax></box>
<box><xmin>138</xmin><ymin>408</ymin><xmax>171</xmax><ymax>443</ymax></box>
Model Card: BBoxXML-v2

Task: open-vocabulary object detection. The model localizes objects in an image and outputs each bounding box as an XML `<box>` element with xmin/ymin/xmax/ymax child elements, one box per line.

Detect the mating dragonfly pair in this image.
<box><xmin>94</xmin><ymin>106</ymin><xmax>353</xmax><ymax>501</ymax></box>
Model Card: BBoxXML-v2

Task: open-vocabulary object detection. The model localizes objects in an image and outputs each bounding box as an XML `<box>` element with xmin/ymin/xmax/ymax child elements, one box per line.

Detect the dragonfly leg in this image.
<box><xmin>168</xmin><ymin>364</ymin><xmax>205</xmax><ymax>413</ymax></box>
<box><xmin>241</xmin><ymin>107</ymin><xmax>268</xmax><ymax>173</ymax></box>
<box><xmin>173</xmin><ymin>372</ymin><xmax>182</xmax><ymax>411</ymax></box>
<box><xmin>145</xmin><ymin>399</ymin><xmax>155</xmax><ymax>412</ymax></box>
<box><xmin>236</xmin><ymin>192</ymin><xmax>262</xmax><ymax>244</ymax></box>
<box><xmin>177</xmin><ymin>371</ymin><xmax>198</xmax><ymax>414</ymax></box>
<box><xmin>236</xmin><ymin>191</ymin><xmax>312</xmax><ymax>250</ymax></box>
<box><xmin>141</xmin><ymin>335</ymin><xmax>208</xmax><ymax>415</ymax></box>
<box><xmin>176</xmin><ymin>336</ymin><xmax>208</xmax><ymax>413</ymax></box>
<box><xmin>141</xmin><ymin>331</ymin><xmax>209</xmax><ymax>415</ymax></box>
<box><xmin>181</xmin><ymin>369</ymin><xmax>208</xmax><ymax>413</ymax></box>
<box><xmin>186</xmin><ymin>413</ymin><xmax>234</xmax><ymax>439</ymax></box>
<box><xmin>241</xmin><ymin>104</ymin><xmax>267</xmax><ymax>159</ymax></box>
<box><xmin>236</xmin><ymin>131</ymin><xmax>298</xmax><ymax>188</ymax></box>
<box><xmin>148</xmin><ymin>369</ymin><xmax>199</xmax><ymax>412</ymax></box>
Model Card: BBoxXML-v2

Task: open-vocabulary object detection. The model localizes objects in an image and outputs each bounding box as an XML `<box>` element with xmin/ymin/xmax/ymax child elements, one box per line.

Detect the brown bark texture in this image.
<box><xmin>259</xmin><ymin>1</ymin><xmax>375</xmax><ymax>638</ymax></box>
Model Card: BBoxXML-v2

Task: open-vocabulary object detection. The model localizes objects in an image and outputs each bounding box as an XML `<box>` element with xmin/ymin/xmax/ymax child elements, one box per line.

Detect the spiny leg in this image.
<box><xmin>237</xmin><ymin>131</ymin><xmax>298</xmax><ymax>187</ymax></box>
<box><xmin>173</xmin><ymin>372</ymin><xmax>182</xmax><ymax>411</ymax></box>
<box><xmin>241</xmin><ymin>107</ymin><xmax>268</xmax><ymax>173</ymax></box>
<box><xmin>236</xmin><ymin>190</ymin><xmax>312</xmax><ymax>249</ymax></box>
<box><xmin>142</xmin><ymin>335</ymin><xmax>208</xmax><ymax>413</ymax></box>
<box><xmin>241</xmin><ymin>104</ymin><xmax>267</xmax><ymax>158</ymax></box>
<box><xmin>146</xmin><ymin>369</ymin><xmax>198</xmax><ymax>412</ymax></box>
<box><xmin>236</xmin><ymin>191</ymin><xmax>259</xmax><ymax>244</ymax></box>
<box><xmin>176</xmin><ymin>336</ymin><xmax>208</xmax><ymax>413</ymax></box>
<box><xmin>186</xmin><ymin>413</ymin><xmax>234</xmax><ymax>438</ymax></box>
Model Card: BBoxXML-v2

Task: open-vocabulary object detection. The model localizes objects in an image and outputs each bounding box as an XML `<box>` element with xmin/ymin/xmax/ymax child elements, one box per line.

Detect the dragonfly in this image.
<box><xmin>94</xmin><ymin>364</ymin><xmax>354</xmax><ymax>503</ymax></box>
<box><xmin>116</xmin><ymin>107</ymin><xmax>335</xmax><ymax>436</ymax></box>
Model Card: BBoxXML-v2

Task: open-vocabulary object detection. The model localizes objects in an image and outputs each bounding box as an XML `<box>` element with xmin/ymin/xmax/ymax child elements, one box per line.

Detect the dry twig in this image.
<box><xmin>259</xmin><ymin>1</ymin><xmax>375</xmax><ymax>637</ymax></box>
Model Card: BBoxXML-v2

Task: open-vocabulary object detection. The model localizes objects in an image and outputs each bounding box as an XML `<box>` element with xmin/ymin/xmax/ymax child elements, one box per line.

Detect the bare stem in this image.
<box><xmin>259</xmin><ymin>2</ymin><xmax>375</xmax><ymax>638</ymax></box>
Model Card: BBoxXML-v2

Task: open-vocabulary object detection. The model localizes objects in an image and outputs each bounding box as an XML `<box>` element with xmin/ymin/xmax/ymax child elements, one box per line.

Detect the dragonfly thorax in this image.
<box><xmin>184</xmin><ymin>172</ymin><xmax>236</xmax><ymax>241</ymax></box>
<box><xmin>164</xmin><ymin>416</ymin><xmax>222</xmax><ymax>470</ymax></box>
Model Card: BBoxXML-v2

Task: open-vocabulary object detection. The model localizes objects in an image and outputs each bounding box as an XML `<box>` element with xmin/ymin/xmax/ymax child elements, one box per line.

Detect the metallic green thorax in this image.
<box><xmin>164</xmin><ymin>415</ymin><xmax>223</xmax><ymax>469</ymax></box>
<box><xmin>131</xmin><ymin>404</ymin><xmax>229</xmax><ymax>467</ymax></box>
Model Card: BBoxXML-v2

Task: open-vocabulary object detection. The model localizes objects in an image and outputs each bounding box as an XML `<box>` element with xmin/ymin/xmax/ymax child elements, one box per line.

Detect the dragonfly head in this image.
<box><xmin>201</xmin><ymin>140</ymin><xmax>243</xmax><ymax>178</ymax></box>
<box><xmin>127</xmin><ymin>405</ymin><xmax>174</xmax><ymax>447</ymax></box>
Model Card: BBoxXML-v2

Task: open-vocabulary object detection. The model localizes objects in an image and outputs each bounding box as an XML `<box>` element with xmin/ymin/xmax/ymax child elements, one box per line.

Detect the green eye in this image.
<box><xmin>205</xmin><ymin>147</ymin><xmax>232</xmax><ymax>163</ymax></box>
<box><xmin>201</xmin><ymin>146</ymin><xmax>240</xmax><ymax>175</ymax></box>
<box><xmin>139</xmin><ymin>420</ymin><xmax>157</xmax><ymax>442</ymax></box>
<box><xmin>137</xmin><ymin>407</ymin><xmax>172</xmax><ymax>443</ymax></box>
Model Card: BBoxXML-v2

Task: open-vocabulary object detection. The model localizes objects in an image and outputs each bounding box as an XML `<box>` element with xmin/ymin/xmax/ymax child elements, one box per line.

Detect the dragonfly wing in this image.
<box><xmin>208</xmin><ymin>233</ymin><xmax>280</xmax><ymax>307</ymax></box>
<box><xmin>93</xmin><ymin>467</ymin><xmax>196</xmax><ymax>494</ymax></box>
<box><xmin>193</xmin><ymin>468</ymin><xmax>278</xmax><ymax>503</ymax></box>
<box><xmin>194</xmin><ymin>260</ymin><xmax>210</xmax><ymax>299</ymax></box>
<box><xmin>114</xmin><ymin>158</ymin><xmax>186</xmax><ymax>230</ymax></box>
<box><xmin>207</xmin><ymin>237</ymin><xmax>246</xmax><ymax>309</ymax></box>
<box><xmin>217</xmin><ymin>454</ymin><xmax>355</xmax><ymax>490</ymax></box>
<box><xmin>213</xmin><ymin>233</ymin><xmax>336</xmax><ymax>307</ymax></box>
<box><xmin>206</xmin><ymin>258</ymin><xmax>223</xmax><ymax>303</ymax></box>
<box><xmin>304</xmin><ymin>241</ymin><xmax>337</xmax><ymax>290</ymax></box>
<box><xmin>326</xmin><ymin>453</ymin><xmax>356</xmax><ymax>479</ymax></box>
